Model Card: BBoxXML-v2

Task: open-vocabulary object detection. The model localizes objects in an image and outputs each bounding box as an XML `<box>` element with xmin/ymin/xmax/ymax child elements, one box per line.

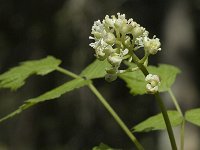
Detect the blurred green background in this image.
<box><xmin>0</xmin><ymin>0</ymin><xmax>200</xmax><ymax>149</ymax></box>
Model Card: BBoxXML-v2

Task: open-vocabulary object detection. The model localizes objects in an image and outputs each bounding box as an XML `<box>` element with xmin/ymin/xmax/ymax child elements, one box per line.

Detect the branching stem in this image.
<box><xmin>131</xmin><ymin>52</ymin><xmax>177</xmax><ymax>150</ymax></box>
<box><xmin>168</xmin><ymin>89</ymin><xmax>185</xmax><ymax>150</ymax></box>
<box><xmin>88</xmin><ymin>83</ymin><xmax>144</xmax><ymax>150</ymax></box>
<box><xmin>56</xmin><ymin>67</ymin><xmax>144</xmax><ymax>150</ymax></box>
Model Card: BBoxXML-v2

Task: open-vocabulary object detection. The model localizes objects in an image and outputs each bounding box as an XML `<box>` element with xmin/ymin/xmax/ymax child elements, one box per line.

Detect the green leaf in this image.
<box><xmin>0</xmin><ymin>78</ymin><xmax>90</xmax><ymax>123</ymax></box>
<box><xmin>0</xmin><ymin>56</ymin><xmax>61</xmax><ymax>90</ymax></box>
<box><xmin>119</xmin><ymin>70</ymin><xmax>145</xmax><ymax>95</ymax></box>
<box><xmin>132</xmin><ymin>110</ymin><xmax>183</xmax><ymax>132</ymax></box>
<box><xmin>185</xmin><ymin>108</ymin><xmax>200</xmax><ymax>127</ymax></box>
<box><xmin>80</xmin><ymin>59</ymin><xmax>111</xmax><ymax>79</ymax></box>
<box><xmin>148</xmin><ymin>64</ymin><xmax>181</xmax><ymax>92</ymax></box>
<box><xmin>119</xmin><ymin>64</ymin><xmax>181</xmax><ymax>95</ymax></box>
<box><xmin>92</xmin><ymin>143</ymin><xmax>120</xmax><ymax>150</ymax></box>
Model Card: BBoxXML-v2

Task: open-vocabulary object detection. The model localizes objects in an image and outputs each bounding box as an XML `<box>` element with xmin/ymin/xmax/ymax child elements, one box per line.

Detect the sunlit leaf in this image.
<box><xmin>119</xmin><ymin>64</ymin><xmax>181</xmax><ymax>95</ymax></box>
<box><xmin>132</xmin><ymin>110</ymin><xmax>183</xmax><ymax>132</ymax></box>
<box><xmin>0</xmin><ymin>56</ymin><xmax>61</xmax><ymax>90</ymax></box>
<box><xmin>185</xmin><ymin>108</ymin><xmax>200</xmax><ymax>127</ymax></box>
<box><xmin>80</xmin><ymin>59</ymin><xmax>111</xmax><ymax>79</ymax></box>
<box><xmin>0</xmin><ymin>78</ymin><xmax>90</xmax><ymax>123</ymax></box>
<box><xmin>148</xmin><ymin>64</ymin><xmax>181</xmax><ymax>92</ymax></box>
<box><xmin>92</xmin><ymin>143</ymin><xmax>121</xmax><ymax>150</ymax></box>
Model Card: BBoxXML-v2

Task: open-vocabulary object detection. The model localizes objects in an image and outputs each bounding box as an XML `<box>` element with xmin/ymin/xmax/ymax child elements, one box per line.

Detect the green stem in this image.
<box><xmin>168</xmin><ymin>89</ymin><xmax>185</xmax><ymax>150</ymax></box>
<box><xmin>168</xmin><ymin>89</ymin><xmax>183</xmax><ymax>116</ymax></box>
<box><xmin>131</xmin><ymin>52</ymin><xmax>177</xmax><ymax>150</ymax></box>
<box><xmin>56</xmin><ymin>67</ymin><xmax>144</xmax><ymax>150</ymax></box>
<box><xmin>88</xmin><ymin>83</ymin><xmax>144</xmax><ymax>150</ymax></box>
<box><xmin>180</xmin><ymin>118</ymin><xmax>185</xmax><ymax>150</ymax></box>
<box><xmin>131</xmin><ymin>53</ymin><xmax>148</xmax><ymax>76</ymax></box>
<box><xmin>56</xmin><ymin>67</ymin><xmax>80</xmax><ymax>78</ymax></box>
<box><xmin>155</xmin><ymin>93</ymin><xmax>177</xmax><ymax>150</ymax></box>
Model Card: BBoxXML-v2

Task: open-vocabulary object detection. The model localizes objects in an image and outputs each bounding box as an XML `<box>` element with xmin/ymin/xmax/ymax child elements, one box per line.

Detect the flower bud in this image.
<box><xmin>92</xmin><ymin>31</ymin><xmax>102</xmax><ymax>39</ymax></box>
<box><xmin>104</xmin><ymin>32</ymin><xmax>116</xmax><ymax>45</ymax></box>
<box><xmin>146</xmin><ymin>84</ymin><xmax>159</xmax><ymax>93</ymax></box>
<box><xmin>104</xmin><ymin>15</ymin><xmax>115</xmax><ymax>27</ymax></box>
<box><xmin>132</xmin><ymin>26</ymin><xmax>145</xmax><ymax>38</ymax></box>
<box><xmin>95</xmin><ymin>52</ymin><xmax>106</xmax><ymax>61</ymax></box>
<box><xmin>107</xmin><ymin>54</ymin><xmax>122</xmax><ymax>67</ymax></box>
<box><xmin>124</xmin><ymin>36</ymin><xmax>131</xmax><ymax>47</ymax></box>
<box><xmin>104</xmin><ymin>46</ymin><xmax>116</xmax><ymax>55</ymax></box>
<box><xmin>120</xmin><ymin>24</ymin><xmax>132</xmax><ymax>35</ymax></box>
<box><xmin>106</xmin><ymin>67</ymin><xmax>117</xmax><ymax>74</ymax></box>
<box><xmin>145</xmin><ymin>74</ymin><xmax>160</xmax><ymax>93</ymax></box>
<box><xmin>105</xmin><ymin>73</ymin><xmax>118</xmax><ymax>82</ymax></box>
<box><xmin>144</xmin><ymin>38</ymin><xmax>161</xmax><ymax>55</ymax></box>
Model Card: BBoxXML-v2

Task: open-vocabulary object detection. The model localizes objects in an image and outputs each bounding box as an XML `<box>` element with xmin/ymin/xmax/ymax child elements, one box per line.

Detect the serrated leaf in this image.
<box><xmin>132</xmin><ymin>110</ymin><xmax>183</xmax><ymax>132</ymax></box>
<box><xmin>92</xmin><ymin>143</ymin><xmax>121</xmax><ymax>150</ymax></box>
<box><xmin>185</xmin><ymin>108</ymin><xmax>200</xmax><ymax>127</ymax></box>
<box><xmin>0</xmin><ymin>78</ymin><xmax>90</xmax><ymax>123</ymax></box>
<box><xmin>148</xmin><ymin>64</ymin><xmax>181</xmax><ymax>92</ymax></box>
<box><xmin>80</xmin><ymin>59</ymin><xmax>111</xmax><ymax>79</ymax></box>
<box><xmin>119</xmin><ymin>64</ymin><xmax>181</xmax><ymax>95</ymax></box>
<box><xmin>119</xmin><ymin>70</ymin><xmax>145</xmax><ymax>95</ymax></box>
<box><xmin>0</xmin><ymin>56</ymin><xmax>61</xmax><ymax>90</ymax></box>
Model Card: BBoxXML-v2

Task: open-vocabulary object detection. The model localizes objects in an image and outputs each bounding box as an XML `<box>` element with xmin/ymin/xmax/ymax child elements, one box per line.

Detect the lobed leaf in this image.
<box><xmin>132</xmin><ymin>110</ymin><xmax>183</xmax><ymax>132</ymax></box>
<box><xmin>148</xmin><ymin>64</ymin><xmax>181</xmax><ymax>92</ymax></box>
<box><xmin>185</xmin><ymin>108</ymin><xmax>200</xmax><ymax>127</ymax></box>
<box><xmin>119</xmin><ymin>64</ymin><xmax>181</xmax><ymax>95</ymax></box>
<box><xmin>92</xmin><ymin>143</ymin><xmax>121</xmax><ymax>150</ymax></box>
<box><xmin>0</xmin><ymin>56</ymin><xmax>61</xmax><ymax>90</ymax></box>
<box><xmin>0</xmin><ymin>78</ymin><xmax>90</xmax><ymax>123</ymax></box>
<box><xmin>80</xmin><ymin>59</ymin><xmax>111</xmax><ymax>79</ymax></box>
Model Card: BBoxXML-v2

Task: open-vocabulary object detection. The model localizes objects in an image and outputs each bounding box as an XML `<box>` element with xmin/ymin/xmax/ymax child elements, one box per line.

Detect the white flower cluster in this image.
<box><xmin>145</xmin><ymin>74</ymin><xmax>160</xmax><ymax>93</ymax></box>
<box><xmin>89</xmin><ymin>13</ymin><xmax>161</xmax><ymax>82</ymax></box>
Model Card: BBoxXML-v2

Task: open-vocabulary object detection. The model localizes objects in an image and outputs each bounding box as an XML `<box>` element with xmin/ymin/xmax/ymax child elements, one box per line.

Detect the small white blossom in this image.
<box><xmin>104</xmin><ymin>32</ymin><xmax>116</xmax><ymax>45</ymax></box>
<box><xmin>108</xmin><ymin>53</ymin><xmax>122</xmax><ymax>67</ymax></box>
<box><xmin>122</xmin><ymin>49</ymin><xmax>129</xmax><ymax>55</ymax></box>
<box><xmin>144</xmin><ymin>36</ymin><xmax>161</xmax><ymax>55</ymax></box>
<box><xmin>104</xmin><ymin>15</ymin><xmax>115</xmax><ymax>28</ymax></box>
<box><xmin>145</xmin><ymin>74</ymin><xmax>160</xmax><ymax>93</ymax></box>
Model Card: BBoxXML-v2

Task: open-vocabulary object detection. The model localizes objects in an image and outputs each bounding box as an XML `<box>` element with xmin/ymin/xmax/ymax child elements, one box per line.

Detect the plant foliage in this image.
<box><xmin>185</xmin><ymin>108</ymin><xmax>200</xmax><ymax>127</ymax></box>
<box><xmin>80</xmin><ymin>59</ymin><xmax>111</xmax><ymax>79</ymax></box>
<box><xmin>0</xmin><ymin>56</ymin><xmax>61</xmax><ymax>90</ymax></box>
<box><xmin>132</xmin><ymin>110</ymin><xmax>183</xmax><ymax>132</ymax></box>
<box><xmin>119</xmin><ymin>64</ymin><xmax>181</xmax><ymax>95</ymax></box>
<box><xmin>0</xmin><ymin>78</ymin><xmax>90</xmax><ymax>123</ymax></box>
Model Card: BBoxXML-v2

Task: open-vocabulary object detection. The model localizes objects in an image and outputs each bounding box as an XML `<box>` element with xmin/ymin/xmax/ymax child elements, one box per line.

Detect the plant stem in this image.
<box><xmin>131</xmin><ymin>52</ymin><xmax>177</xmax><ymax>150</ymax></box>
<box><xmin>56</xmin><ymin>67</ymin><xmax>80</xmax><ymax>79</ymax></box>
<box><xmin>131</xmin><ymin>53</ymin><xmax>148</xmax><ymax>76</ymax></box>
<box><xmin>168</xmin><ymin>89</ymin><xmax>185</xmax><ymax>150</ymax></box>
<box><xmin>88</xmin><ymin>83</ymin><xmax>144</xmax><ymax>150</ymax></box>
<box><xmin>168</xmin><ymin>89</ymin><xmax>183</xmax><ymax>116</ymax></box>
<box><xmin>180</xmin><ymin>118</ymin><xmax>185</xmax><ymax>150</ymax></box>
<box><xmin>56</xmin><ymin>67</ymin><xmax>144</xmax><ymax>150</ymax></box>
<box><xmin>155</xmin><ymin>93</ymin><xmax>177</xmax><ymax>150</ymax></box>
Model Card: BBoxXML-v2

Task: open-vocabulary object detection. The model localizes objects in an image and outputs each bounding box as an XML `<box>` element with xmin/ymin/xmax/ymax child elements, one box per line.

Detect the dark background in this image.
<box><xmin>0</xmin><ymin>0</ymin><xmax>199</xmax><ymax>149</ymax></box>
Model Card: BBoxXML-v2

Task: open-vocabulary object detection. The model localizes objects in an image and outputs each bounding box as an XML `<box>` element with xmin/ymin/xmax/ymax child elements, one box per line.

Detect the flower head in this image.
<box><xmin>89</xmin><ymin>13</ymin><xmax>162</xmax><ymax>82</ymax></box>
<box><xmin>145</xmin><ymin>74</ymin><xmax>160</xmax><ymax>93</ymax></box>
<box><xmin>144</xmin><ymin>36</ymin><xmax>161</xmax><ymax>55</ymax></box>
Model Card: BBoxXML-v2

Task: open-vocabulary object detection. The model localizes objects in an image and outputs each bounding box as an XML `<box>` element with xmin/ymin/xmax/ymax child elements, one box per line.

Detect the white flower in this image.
<box><xmin>103</xmin><ymin>15</ymin><xmax>115</xmax><ymax>28</ymax></box>
<box><xmin>108</xmin><ymin>53</ymin><xmax>122</xmax><ymax>67</ymax></box>
<box><xmin>91</xmin><ymin>20</ymin><xmax>106</xmax><ymax>39</ymax></box>
<box><xmin>144</xmin><ymin>36</ymin><xmax>161</xmax><ymax>55</ymax></box>
<box><xmin>145</xmin><ymin>74</ymin><xmax>160</xmax><ymax>93</ymax></box>
<box><xmin>104</xmin><ymin>32</ymin><xmax>116</xmax><ymax>45</ymax></box>
<box><xmin>114</xmin><ymin>13</ymin><xmax>127</xmax><ymax>28</ymax></box>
